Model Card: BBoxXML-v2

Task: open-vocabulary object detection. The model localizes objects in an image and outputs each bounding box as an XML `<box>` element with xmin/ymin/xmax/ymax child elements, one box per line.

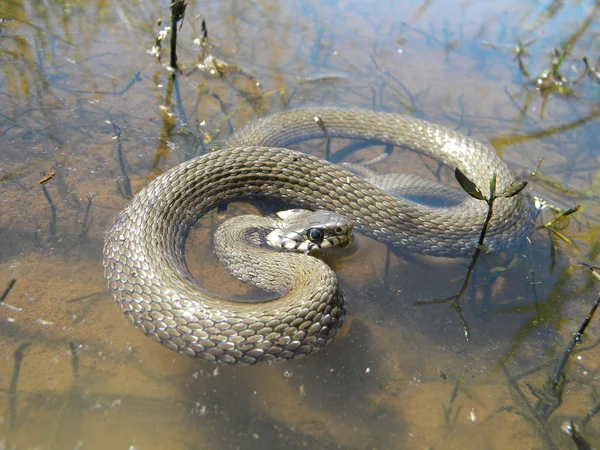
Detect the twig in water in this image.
<box><xmin>210</xmin><ymin>91</ymin><xmax>234</xmax><ymax>136</ymax></box>
<box><xmin>111</xmin><ymin>122</ymin><xmax>132</xmax><ymax>199</ymax></box>
<box><xmin>369</xmin><ymin>55</ymin><xmax>418</xmax><ymax>113</ymax></box>
<box><xmin>79</xmin><ymin>193</ymin><xmax>95</xmax><ymax>240</ymax></box>
<box><xmin>0</xmin><ymin>279</ymin><xmax>16</xmax><ymax>304</ymax></box>
<box><xmin>65</xmin><ymin>291</ymin><xmax>105</xmax><ymax>303</ymax></box>
<box><xmin>523</xmin><ymin>158</ymin><xmax>582</xmax><ymax>198</ymax></box>
<box><xmin>169</xmin><ymin>0</ymin><xmax>187</xmax><ymax>71</ymax></box>
<box><xmin>442</xmin><ymin>373</ymin><xmax>464</xmax><ymax>426</ymax></box>
<box><xmin>313</xmin><ymin>116</ymin><xmax>331</xmax><ymax>161</ymax></box>
<box><xmin>172</xmin><ymin>72</ymin><xmax>188</xmax><ymax>126</ymax></box>
<box><xmin>498</xmin><ymin>265</ymin><xmax>600</xmax><ymax>449</ymax></box>
<box><xmin>551</xmin><ymin>264</ymin><xmax>600</xmax><ymax>394</ymax></box>
<box><xmin>57</xmin><ymin>72</ymin><xmax>141</xmax><ymax>96</ymax></box>
<box><xmin>512</xmin><ymin>285</ymin><xmax>600</xmax><ymax>445</ymax></box>
<box><xmin>562</xmin><ymin>420</ymin><xmax>593</xmax><ymax>450</ymax></box>
<box><xmin>8</xmin><ymin>342</ymin><xmax>31</xmax><ymax>430</ymax></box>
<box><xmin>69</xmin><ymin>341</ymin><xmax>80</xmax><ymax>382</ymax></box>
<box><xmin>52</xmin><ymin>342</ymin><xmax>83</xmax><ymax>447</ymax></box>
<box><xmin>41</xmin><ymin>184</ymin><xmax>57</xmax><ymax>239</ymax></box>
<box><xmin>583</xmin><ymin>57</ymin><xmax>600</xmax><ymax>83</ymax></box>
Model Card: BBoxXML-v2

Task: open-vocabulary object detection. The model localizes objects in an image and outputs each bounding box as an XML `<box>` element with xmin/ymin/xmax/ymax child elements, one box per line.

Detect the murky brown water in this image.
<box><xmin>1</xmin><ymin>0</ymin><xmax>600</xmax><ymax>449</ymax></box>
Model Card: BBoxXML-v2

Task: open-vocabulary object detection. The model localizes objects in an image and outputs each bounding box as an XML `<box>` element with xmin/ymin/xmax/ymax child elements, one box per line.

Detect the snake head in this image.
<box><xmin>266</xmin><ymin>209</ymin><xmax>354</xmax><ymax>254</ymax></box>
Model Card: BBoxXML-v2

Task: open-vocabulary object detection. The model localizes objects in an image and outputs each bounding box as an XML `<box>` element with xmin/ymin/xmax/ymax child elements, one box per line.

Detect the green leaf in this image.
<box><xmin>544</xmin><ymin>204</ymin><xmax>581</xmax><ymax>227</ymax></box>
<box><xmin>578</xmin><ymin>262</ymin><xmax>600</xmax><ymax>282</ymax></box>
<box><xmin>561</xmin><ymin>205</ymin><xmax>581</xmax><ymax>217</ymax></box>
<box><xmin>547</xmin><ymin>227</ymin><xmax>577</xmax><ymax>247</ymax></box>
<box><xmin>503</xmin><ymin>180</ymin><xmax>528</xmax><ymax>198</ymax></box>
<box><xmin>489</xmin><ymin>173</ymin><xmax>497</xmax><ymax>198</ymax></box>
<box><xmin>455</xmin><ymin>168</ymin><xmax>486</xmax><ymax>201</ymax></box>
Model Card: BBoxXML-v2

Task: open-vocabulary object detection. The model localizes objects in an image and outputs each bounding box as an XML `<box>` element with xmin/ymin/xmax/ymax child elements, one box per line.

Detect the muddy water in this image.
<box><xmin>1</xmin><ymin>1</ymin><xmax>599</xmax><ymax>449</ymax></box>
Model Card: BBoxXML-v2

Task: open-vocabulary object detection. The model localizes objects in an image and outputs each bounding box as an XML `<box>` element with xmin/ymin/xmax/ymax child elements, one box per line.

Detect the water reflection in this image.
<box><xmin>1</xmin><ymin>0</ymin><xmax>599</xmax><ymax>449</ymax></box>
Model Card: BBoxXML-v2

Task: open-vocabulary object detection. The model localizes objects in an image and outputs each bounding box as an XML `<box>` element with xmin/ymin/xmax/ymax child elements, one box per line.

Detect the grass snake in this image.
<box><xmin>103</xmin><ymin>108</ymin><xmax>535</xmax><ymax>364</ymax></box>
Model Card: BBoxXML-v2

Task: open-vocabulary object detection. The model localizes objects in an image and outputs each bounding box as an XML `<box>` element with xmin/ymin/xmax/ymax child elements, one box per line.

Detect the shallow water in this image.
<box><xmin>1</xmin><ymin>0</ymin><xmax>599</xmax><ymax>449</ymax></box>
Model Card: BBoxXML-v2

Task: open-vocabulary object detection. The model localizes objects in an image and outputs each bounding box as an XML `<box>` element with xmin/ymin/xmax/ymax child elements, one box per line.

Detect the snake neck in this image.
<box><xmin>213</xmin><ymin>214</ymin><xmax>328</xmax><ymax>293</ymax></box>
<box><xmin>215</xmin><ymin>217</ymin><xmax>273</xmax><ymax>248</ymax></box>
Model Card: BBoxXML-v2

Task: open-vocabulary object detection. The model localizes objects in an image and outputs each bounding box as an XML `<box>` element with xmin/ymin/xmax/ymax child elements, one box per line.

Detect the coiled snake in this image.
<box><xmin>103</xmin><ymin>108</ymin><xmax>534</xmax><ymax>364</ymax></box>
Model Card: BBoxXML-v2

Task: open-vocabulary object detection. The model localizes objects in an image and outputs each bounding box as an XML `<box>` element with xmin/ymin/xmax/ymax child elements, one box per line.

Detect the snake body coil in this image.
<box><xmin>103</xmin><ymin>109</ymin><xmax>535</xmax><ymax>364</ymax></box>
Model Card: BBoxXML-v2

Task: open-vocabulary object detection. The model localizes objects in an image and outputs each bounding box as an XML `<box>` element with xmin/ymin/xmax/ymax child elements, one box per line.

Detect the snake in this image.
<box><xmin>103</xmin><ymin>108</ymin><xmax>535</xmax><ymax>365</ymax></box>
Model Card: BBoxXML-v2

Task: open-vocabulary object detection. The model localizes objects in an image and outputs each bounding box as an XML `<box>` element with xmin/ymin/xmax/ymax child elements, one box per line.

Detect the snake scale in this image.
<box><xmin>103</xmin><ymin>108</ymin><xmax>535</xmax><ymax>364</ymax></box>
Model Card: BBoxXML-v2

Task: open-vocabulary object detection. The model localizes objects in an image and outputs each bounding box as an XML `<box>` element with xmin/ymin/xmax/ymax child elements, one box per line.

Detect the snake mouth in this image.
<box><xmin>336</xmin><ymin>234</ymin><xmax>354</xmax><ymax>249</ymax></box>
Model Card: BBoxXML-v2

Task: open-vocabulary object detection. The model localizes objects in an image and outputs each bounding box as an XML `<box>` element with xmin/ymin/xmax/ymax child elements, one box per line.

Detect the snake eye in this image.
<box><xmin>335</xmin><ymin>227</ymin><xmax>343</xmax><ymax>234</ymax></box>
<box><xmin>307</xmin><ymin>227</ymin><xmax>324</xmax><ymax>244</ymax></box>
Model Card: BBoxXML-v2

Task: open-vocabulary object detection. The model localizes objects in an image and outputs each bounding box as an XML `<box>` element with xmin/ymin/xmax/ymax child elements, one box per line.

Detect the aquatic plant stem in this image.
<box><xmin>79</xmin><ymin>193</ymin><xmax>94</xmax><ymax>240</ymax></box>
<box><xmin>112</xmin><ymin>123</ymin><xmax>132</xmax><ymax>198</ymax></box>
<box><xmin>497</xmin><ymin>264</ymin><xmax>600</xmax><ymax>450</ymax></box>
<box><xmin>414</xmin><ymin>170</ymin><xmax>528</xmax><ymax>340</ymax></box>
<box><xmin>41</xmin><ymin>184</ymin><xmax>57</xmax><ymax>239</ymax></box>
<box><xmin>553</xmin><ymin>265</ymin><xmax>600</xmax><ymax>392</ymax></box>
<box><xmin>169</xmin><ymin>0</ymin><xmax>187</xmax><ymax>71</ymax></box>
<box><xmin>8</xmin><ymin>343</ymin><xmax>31</xmax><ymax>430</ymax></box>
<box><xmin>0</xmin><ymin>279</ymin><xmax>16</xmax><ymax>304</ymax></box>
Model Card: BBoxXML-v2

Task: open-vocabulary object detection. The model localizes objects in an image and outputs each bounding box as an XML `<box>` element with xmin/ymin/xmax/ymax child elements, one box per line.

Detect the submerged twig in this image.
<box><xmin>56</xmin><ymin>72</ymin><xmax>141</xmax><ymax>96</ymax></box>
<box><xmin>111</xmin><ymin>122</ymin><xmax>132</xmax><ymax>199</ymax></box>
<box><xmin>522</xmin><ymin>159</ymin><xmax>583</xmax><ymax>199</ymax></box>
<box><xmin>582</xmin><ymin>57</ymin><xmax>600</xmax><ymax>83</ymax></box>
<box><xmin>79</xmin><ymin>193</ymin><xmax>95</xmax><ymax>240</ymax></box>
<box><xmin>69</xmin><ymin>341</ymin><xmax>80</xmax><ymax>382</ymax></box>
<box><xmin>0</xmin><ymin>279</ymin><xmax>16</xmax><ymax>304</ymax></box>
<box><xmin>51</xmin><ymin>341</ymin><xmax>83</xmax><ymax>448</ymax></box>
<box><xmin>497</xmin><ymin>264</ymin><xmax>600</xmax><ymax>449</ymax></box>
<box><xmin>172</xmin><ymin>73</ymin><xmax>188</xmax><ymax>126</ymax></box>
<box><xmin>65</xmin><ymin>291</ymin><xmax>105</xmax><ymax>304</ymax></box>
<box><xmin>8</xmin><ymin>342</ymin><xmax>31</xmax><ymax>430</ymax></box>
<box><xmin>313</xmin><ymin>116</ymin><xmax>331</xmax><ymax>160</ymax></box>
<box><xmin>509</xmin><ymin>283</ymin><xmax>600</xmax><ymax>437</ymax></box>
<box><xmin>369</xmin><ymin>55</ymin><xmax>418</xmax><ymax>113</ymax></box>
<box><xmin>550</xmin><ymin>281</ymin><xmax>600</xmax><ymax>400</ymax></box>
<box><xmin>442</xmin><ymin>373</ymin><xmax>464</xmax><ymax>426</ymax></box>
<box><xmin>493</xmin><ymin>107</ymin><xmax>600</xmax><ymax>151</ymax></box>
<box><xmin>41</xmin><ymin>184</ymin><xmax>57</xmax><ymax>239</ymax></box>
